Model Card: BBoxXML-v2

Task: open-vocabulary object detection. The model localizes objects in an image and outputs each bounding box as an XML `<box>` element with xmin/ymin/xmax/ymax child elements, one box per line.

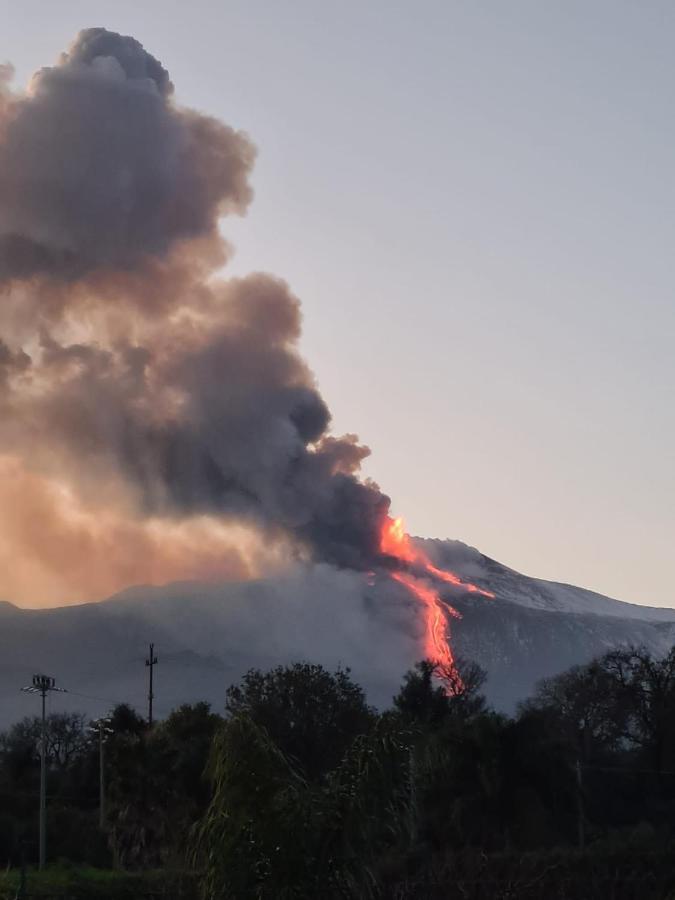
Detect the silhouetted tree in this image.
<box><xmin>107</xmin><ymin>702</ymin><xmax>222</xmax><ymax>869</ymax></box>
<box><xmin>394</xmin><ymin>660</ymin><xmax>452</xmax><ymax>729</ymax></box>
<box><xmin>225</xmin><ymin>663</ymin><xmax>375</xmax><ymax>781</ymax></box>
<box><xmin>394</xmin><ymin>658</ymin><xmax>487</xmax><ymax>729</ymax></box>
<box><xmin>603</xmin><ymin>646</ymin><xmax>675</xmax><ymax>773</ymax></box>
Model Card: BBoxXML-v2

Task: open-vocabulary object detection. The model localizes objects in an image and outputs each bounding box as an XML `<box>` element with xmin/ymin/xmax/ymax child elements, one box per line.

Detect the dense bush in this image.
<box><xmin>387</xmin><ymin>846</ymin><xmax>675</xmax><ymax>900</ymax></box>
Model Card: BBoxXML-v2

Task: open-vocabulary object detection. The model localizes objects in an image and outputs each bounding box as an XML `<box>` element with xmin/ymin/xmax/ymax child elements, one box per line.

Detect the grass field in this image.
<box><xmin>0</xmin><ymin>865</ymin><xmax>197</xmax><ymax>899</ymax></box>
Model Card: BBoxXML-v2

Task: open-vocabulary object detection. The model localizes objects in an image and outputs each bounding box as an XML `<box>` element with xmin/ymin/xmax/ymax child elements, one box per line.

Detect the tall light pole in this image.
<box><xmin>89</xmin><ymin>716</ymin><xmax>114</xmax><ymax>830</ymax></box>
<box><xmin>21</xmin><ymin>674</ymin><xmax>67</xmax><ymax>870</ymax></box>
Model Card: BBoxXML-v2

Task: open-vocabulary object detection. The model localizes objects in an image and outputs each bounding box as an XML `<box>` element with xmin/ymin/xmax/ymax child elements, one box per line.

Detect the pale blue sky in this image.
<box><xmin>3</xmin><ymin>1</ymin><xmax>674</xmax><ymax>605</ymax></box>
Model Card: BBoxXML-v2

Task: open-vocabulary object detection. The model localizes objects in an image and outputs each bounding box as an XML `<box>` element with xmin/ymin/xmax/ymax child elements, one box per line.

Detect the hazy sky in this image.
<box><xmin>3</xmin><ymin>1</ymin><xmax>674</xmax><ymax>607</ymax></box>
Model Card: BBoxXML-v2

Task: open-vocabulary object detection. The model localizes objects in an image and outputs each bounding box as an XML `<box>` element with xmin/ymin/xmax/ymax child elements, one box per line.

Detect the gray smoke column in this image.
<box><xmin>0</xmin><ymin>28</ymin><xmax>252</xmax><ymax>283</ymax></box>
<box><xmin>0</xmin><ymin>28</ymin><xmax>391</xmax><ymax>578</ymax></box>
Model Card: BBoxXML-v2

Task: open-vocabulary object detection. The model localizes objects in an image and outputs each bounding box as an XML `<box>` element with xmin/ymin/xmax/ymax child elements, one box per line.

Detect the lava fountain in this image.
<box><xmin>380</xmin><ymin>516</ymin><xmax>494</xmax><ymax>689</ymax></box>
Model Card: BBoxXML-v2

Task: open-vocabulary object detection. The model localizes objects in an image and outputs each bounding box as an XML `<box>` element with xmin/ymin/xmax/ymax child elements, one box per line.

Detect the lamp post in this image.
<box><xmin>89</xmin><ymin>716</ymin><xmax>114</xmax><ymax>830</ymax></box>
<box><xmin>21</xmin><ymin>674</ymin><xmax>67</xmax><ymax>870</ymax></box>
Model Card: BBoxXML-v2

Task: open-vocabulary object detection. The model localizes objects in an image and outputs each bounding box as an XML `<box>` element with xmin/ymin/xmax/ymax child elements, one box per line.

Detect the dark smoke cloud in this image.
<box><xmin>0</xmin><ymin>28</ymin><xmax>391</xmax><ymax>590</ymax></box>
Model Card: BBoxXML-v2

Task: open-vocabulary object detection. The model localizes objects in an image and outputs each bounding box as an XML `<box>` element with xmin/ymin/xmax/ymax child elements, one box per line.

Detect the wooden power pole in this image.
<box><xmin>145</xmin><ymin>643</ymin><xmax>158</xmax><ymax>727</ymax></box>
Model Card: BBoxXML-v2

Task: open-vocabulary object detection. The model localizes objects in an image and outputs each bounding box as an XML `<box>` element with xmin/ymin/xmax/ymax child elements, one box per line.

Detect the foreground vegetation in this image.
<box><xmin>0</xmin><ymin>865</ymin><xmax>196</xmax><ymax>899</ymax></box>
<box><xmin>4</xmin><ymin>847</ymin><xmax>675</xmax><ymax>900</ymax></box>
<box><xmin>3</xmin><ymin>646</ymin><xmax>675</xmax><ymax>897</ymax></box>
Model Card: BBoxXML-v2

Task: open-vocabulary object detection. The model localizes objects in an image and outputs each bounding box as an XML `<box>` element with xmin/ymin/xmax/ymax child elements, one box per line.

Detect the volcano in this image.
<box><xmin>1</xmin><ymin>538</ymin><xmax>673</xmax><ymax>729</ymax></box>
<box><xmin>0</xmin><ymin>31</ymin><xmax>670</xmax><ymax>732</ymax></box>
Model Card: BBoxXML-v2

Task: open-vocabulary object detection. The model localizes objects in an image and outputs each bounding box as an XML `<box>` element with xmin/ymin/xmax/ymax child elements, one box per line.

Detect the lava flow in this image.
<box><xmin>380</xmin><ymin>516</ymin><xmax>494</xmax><ymax>688</ymax></box>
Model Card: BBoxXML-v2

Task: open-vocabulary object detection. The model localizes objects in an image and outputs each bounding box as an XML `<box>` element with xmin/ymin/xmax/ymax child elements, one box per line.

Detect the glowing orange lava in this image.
<box><xmin>380</xmin><ymin>516</ymin><xmax>495</xmax><ymax>688</ymax></box>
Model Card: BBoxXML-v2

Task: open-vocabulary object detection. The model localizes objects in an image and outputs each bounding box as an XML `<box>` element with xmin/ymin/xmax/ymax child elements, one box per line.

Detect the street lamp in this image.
<box><xmin>89</xmin><ymin>715</ymin><xmax>114</xmax><ymax>830</ymax></box>
<box><xmin>21</xmin><ymin>674</ymin><xmax>67</xmax><ymax>870</ymax></box>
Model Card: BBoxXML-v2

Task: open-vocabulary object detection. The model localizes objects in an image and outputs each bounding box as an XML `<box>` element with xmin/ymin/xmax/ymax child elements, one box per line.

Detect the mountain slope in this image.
<box><xmin>422</xmin><ymin>538</ymin><xmax>675</xmax><ymax>620</ymax></box>
<box><xmin>1</xmin><ymin>544</ymin><xmax>674</xmax><ymax>728</ymax></box>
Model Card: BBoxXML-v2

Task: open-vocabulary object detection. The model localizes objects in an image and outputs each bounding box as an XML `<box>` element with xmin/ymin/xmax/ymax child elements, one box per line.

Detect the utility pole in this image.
<box><xmin>21</xmin><ymin>674</ymin><xmax>67</xmax><ymax>870</ymax></box>
<box><xmin>145</xmin><ymin>643</ymin><xmax>158</xmax><ymax>727</ymax></box>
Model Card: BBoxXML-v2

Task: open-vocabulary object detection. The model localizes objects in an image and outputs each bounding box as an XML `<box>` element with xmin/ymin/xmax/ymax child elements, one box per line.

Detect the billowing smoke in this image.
<box><xmin>0</xmin><ymin>28</ymin><xmax>391</xmax><ymax>603</ymax></box>
<box><xmin>0</xmin><ymin>28</ymin><xmax>251</xmax><ymax>283</ymax></box>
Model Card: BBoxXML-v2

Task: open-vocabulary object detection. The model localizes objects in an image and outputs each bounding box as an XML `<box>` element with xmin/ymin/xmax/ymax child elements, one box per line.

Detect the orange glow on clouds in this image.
<box><xmin>0</xmin><ymin>455</ymin><xmax>278</xmax><ymax>608</ymax></box>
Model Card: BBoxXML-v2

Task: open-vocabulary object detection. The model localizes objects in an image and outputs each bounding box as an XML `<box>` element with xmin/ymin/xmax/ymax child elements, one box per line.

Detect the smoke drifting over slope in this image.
<box><xmin>0</xmin><ymin>28</ymin><xmax>391</xmax><ymax>605</ymax></box>
<box><xmin>0</xmin><ymin>458</ymin><xmax>270</xmax><ymax>606</ymax></box>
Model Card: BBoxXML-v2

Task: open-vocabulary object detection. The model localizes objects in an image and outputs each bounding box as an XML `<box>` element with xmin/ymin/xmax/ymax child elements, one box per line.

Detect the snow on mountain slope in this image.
<box><xmin>421</xmin><ymin>538</ymin><xmax>675</xmax><ymax>621</ymax></box>
<box><xmin>452</xmin><ymin>593</ymin><xmax>675</xmax><ymax>710</ymax></box>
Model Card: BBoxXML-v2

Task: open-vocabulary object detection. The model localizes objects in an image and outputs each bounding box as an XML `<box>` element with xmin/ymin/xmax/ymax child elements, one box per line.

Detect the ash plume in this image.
<box><xmin>0</xmin><ymin>28</ymin><xmax>391</xmax><ymax>600</ymax></box>
<box><xmin>0</xmin><ymin>28</ymin><xmax>252</xmax><ymax>285</ymax></box>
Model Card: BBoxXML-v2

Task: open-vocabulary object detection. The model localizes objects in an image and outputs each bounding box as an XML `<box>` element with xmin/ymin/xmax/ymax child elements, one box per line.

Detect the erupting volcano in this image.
<box><xmin>0</xmin><ymin>26</ymin><xmax>495</xmax><ymax>686</ymax></box>
<box><xmin>380</xmin><ymin>517</ymin><xmax>495</xmax><ymax>686</ymax></box>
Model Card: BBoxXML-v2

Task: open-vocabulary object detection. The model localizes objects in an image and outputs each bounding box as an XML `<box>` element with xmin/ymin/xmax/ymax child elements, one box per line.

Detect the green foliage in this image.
<box><xmin>0</xmin><ymin>710</ymin><xmax>105</xmax><ymax>866</ymax></box>
<box><xmin>394</xmin><ymin>660</ymin><xmax>452</xmax><ymax>728</ymax></box>
<box><xmin>0</xmin><ymin>713</ymin><xmax>85</xmax><ymax>774</ymax></box>
<box><xmin>107</xmin><ymin>704</ymin><xmax>147</xmax><ymax>739</ymax></box>
<box><xmin>393</xmin><ymin>658</ymin><xmax>487</xmax><ymax>730</ymax></box>
<box><xmin>525</xmin><ymin>645</ymin><xmax>675</xmax><ymax>772</ymax></box>
<box><xmin>0</xmin><ymin>865</ymin><xmax>196</xmax><ymax>899</ymax></box>
<box><xmin>195</xmin><ymin>713</ymin><xmax>413</xmax><ymax>899</ymax></box>
<box><xmin>522</xmin><ymin>658</ymin><xmax>629</xmax><ymax>761</ymax></box>
<box><xmin>107</xmin><ymin>702</ymin><xmax>223</xmax><ymax>869</ymax></box>
<box><xmin>225</xmin><ymin>663</ymin><xmax>376</xmax><ymax>782</ymax></box>
<box><xmin>5</xmin><ymin>648</ymin><xmax>675</xmax><ymax>897</ymax></box>
<box><xmin>0</xmin><ymin>701</ymin><xmax>222</xmax><ymax>871</ymax></box>
<box><xmin>604</xmin><ymin>646</ymin><xmax>675</xmax><ymax>772</ymax></box>
<box><xmin>392</xmin><ymin>845</ymin><xmax>675</xmax><ymax>899</ymax></box>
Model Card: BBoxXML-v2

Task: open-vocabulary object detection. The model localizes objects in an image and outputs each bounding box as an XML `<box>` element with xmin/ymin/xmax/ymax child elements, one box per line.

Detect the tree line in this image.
<box><xmin>2</xmin><ymin>646</ymin><xmax>675</xmax><ymax>898</ymax></box>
